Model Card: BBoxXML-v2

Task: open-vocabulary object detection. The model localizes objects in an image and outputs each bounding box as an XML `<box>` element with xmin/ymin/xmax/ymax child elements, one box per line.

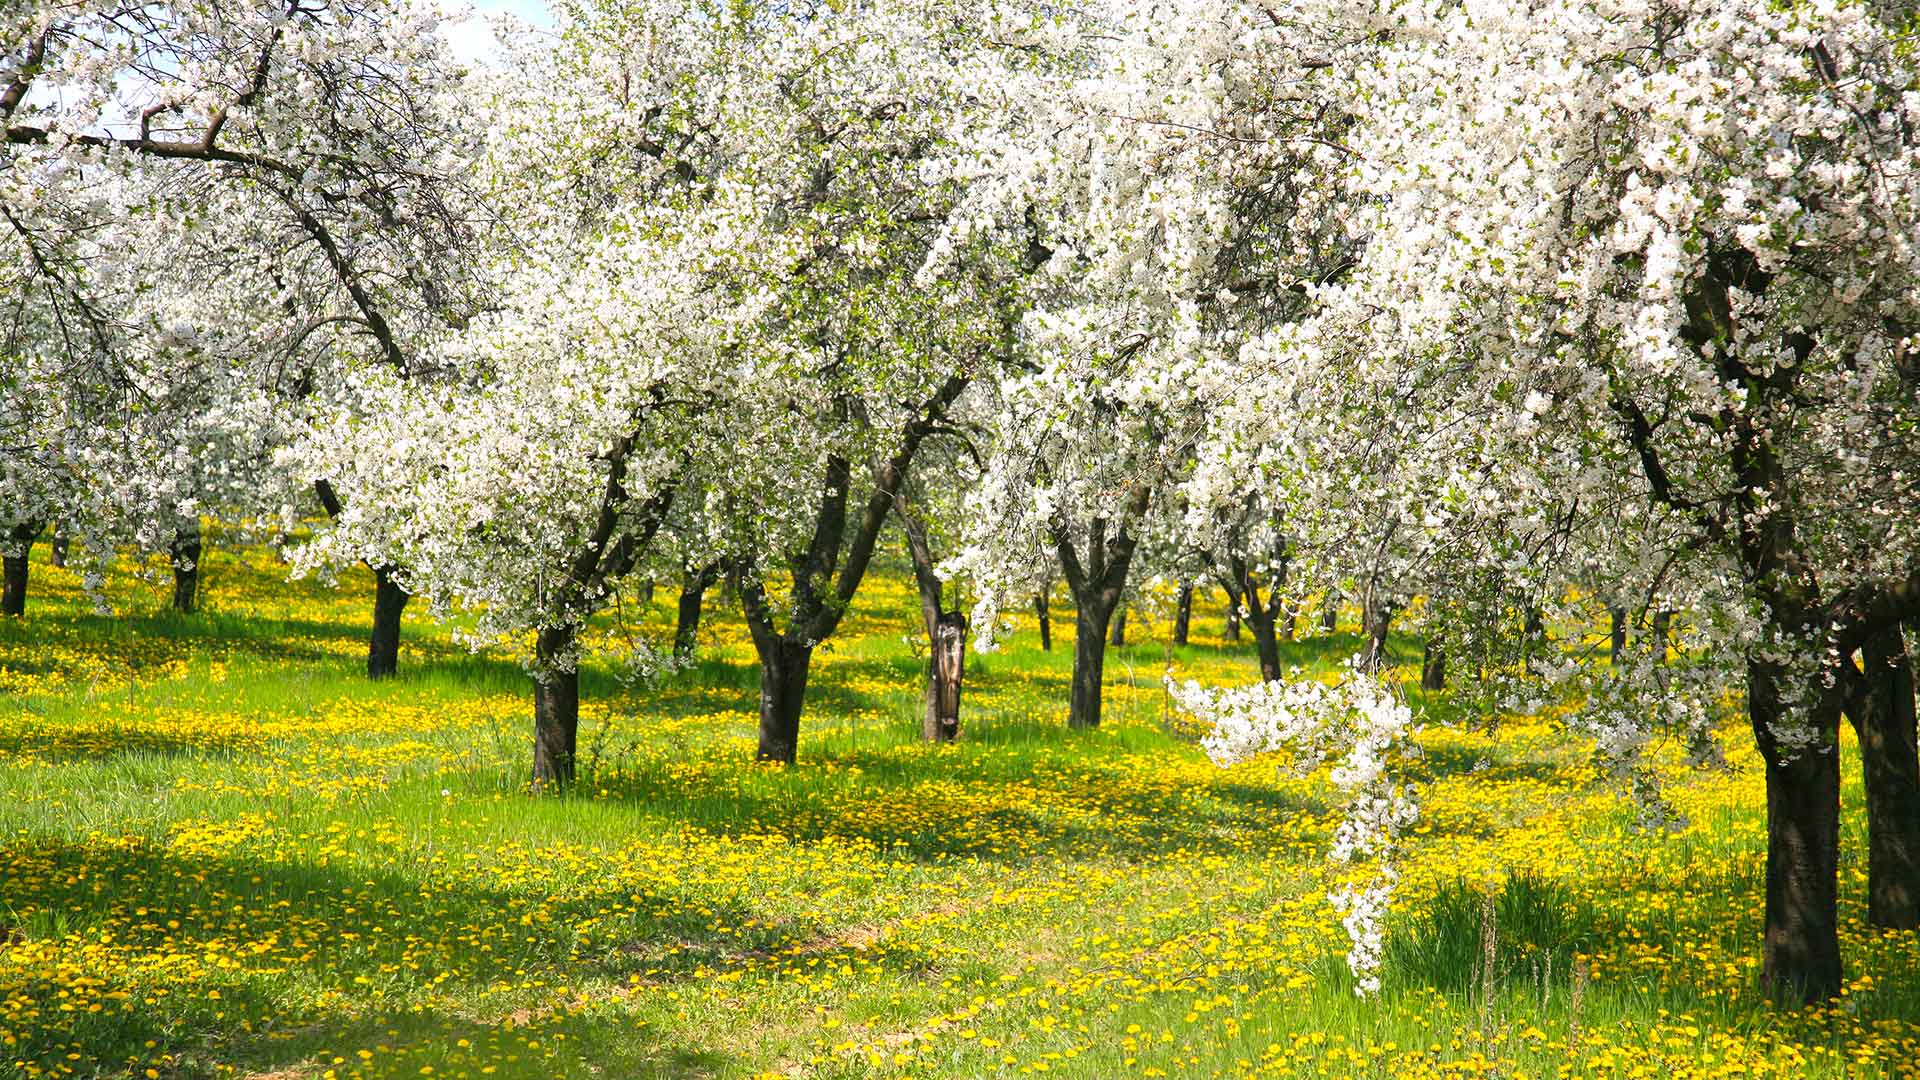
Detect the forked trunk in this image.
<box><xmin>368</xmin><ymin>567</ymin><xmax>409</xmax><ymax>679</ymax></box>
<box><xmin>1421</xmin><ymin>640</ymin><xmax>1447</xmax><ymax>691</ymax></box>
<box><xmin>1846</xmin><ymin>627</ymin><xmax>1920</xmax><ymax>929</ymax></box>
<box><xmin>1752</xmin><ymin>658</ymin><xmax>1843</xmax><ymax>1003</ymax></box>
<box><xmin>1035</xmin><ymin>593</ymin><xmax>1052</xmax><ymax>651</ymax></box>
<box><xmin>1173</xmin><ymin>584</ymin><xmax>1192</xmax><ymax>646</ymax></box>
<box><xmin>1358</xmin><ymin>600</ymin><xmax>1394</xmax><ymax>673</ymax></box>
<box><xmin>170</xmin><ymin>522</ymin><xmax>202</xmax><ymax>614</ymax></box>
<box><xmin>531</xmin><ymin>624</ymin><xmax>581</xmax><ymax>791</ymax></box>
<box><xmin>1070</xmin><ymin>600</ymin><xmax>1114</xmax><ymax>729</ymax></box>
<box><xmin>757</xmin><ymin>636</ymin><xmax>813</xmax><ymax>764</ymax></box>
<box><xmin>1243</xmin><ymin>593</ymin><xmax>1282</xmax><ymax>682</ymax></box>
<box><xmin>924</xmin><ymin>611</ymin><xmax>966</xmax><ymax>742</ymax></box>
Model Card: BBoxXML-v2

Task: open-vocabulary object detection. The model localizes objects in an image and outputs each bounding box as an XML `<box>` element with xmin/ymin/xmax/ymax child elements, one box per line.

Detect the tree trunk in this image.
<box><xmin>674</xmin><ymin>564</ymin><xmax>719</xmax><ymax>660</ymax></box>
<box><xmin>1651</xmin><ymin>609</ymin><xmax>1672</xmax><ymax>663</ymax></box>
<box><xmin>1109</xmin><ymin>606</ymin><xmax>1127</xmax><ymax>647</ymax></box>
<box><xmin>367</xmin><ymin>567</ymin><xmax>409</xmax><ymax>679</ymax></box>
<box><xmin>1070</xmin><ymin>600</ymin><xmax>1113</xmax><ymax>729</ymax></box>
<box><xmin>1224</xmin><ymin>604</ymin><xmax>1240</xmax><ymax>642</ymax></box>
<box><xmin>1035</xmin><ymin>593</ymin><xmax>1052</xmax><ymax>651</ymax></box>
<box><xmin>1321</xmin><ymin>592</ymin><xmax>1338</xmax><ymax>633</ymax></box>
<box><xmin>170</xmin><ymin>521</ymin><xmax>202</xmax><ymax>614</ymax></box>
<box><xmin>48</xmin><ymin>529</ymin><xmax>66</xmax><ymax>568</ymax></box>
<box><xmin>1234</xmin><ymin>577</ymin><xmax>1281</xmax><ymax>681</ymax></box>
<box><xmin>1846</xmin><ymin>627</ymin><xmax>1920</xmax><ymax>930</ymax></box>
<box><xmin>2</xmin><ymin>522</ymin><xmax>40</xmax><ymax>617</ymax></box>
<box><xmin>756</xmin><ymin>636</ymin><xmax>813</xmax><ymax>763</ymax></box>
<box><xmin>1421</xmin><ymin>640</ymin><xmax>1447</xmax><ymax>690</ymax></box>
<box><xmin>1173</xmin><ymin>584</ymin><xmax>1192</xmax><ymax>646</ymax></box>
<box><xmin>635</xmin><ymin>578</ymin><xmax>655</xmax><ymax>608</ymax></box>
<box><xmin>1359</xmin><ymin>600</ymin><xmax>1394</xmax><ymax>673</ymax></box>
<box><xmin>531</xmin><ymin>624</ymin><xmax>581</xmax><ymax>791</ymax></box>
<box><xmin>1752</xmin><ymin>658</ymin><xmax>1843</xmax><ymax>1003</ymax></box>
<box><xmin>1610</xmin><ymin>607</ymin><xmax>1628</xmax><ymax>661</ymax></box>
<box><xmin>924</xmin><ymin>611</ymin><xmax>966</xmax><ymax>742</ymax></box>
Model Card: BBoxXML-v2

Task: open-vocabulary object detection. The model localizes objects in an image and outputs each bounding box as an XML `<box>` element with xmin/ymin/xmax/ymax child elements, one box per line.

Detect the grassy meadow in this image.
<box><xmin>1</xmin><ymin>538</ymin><xmax>1917</xmax><ymax>1080</ymax></box>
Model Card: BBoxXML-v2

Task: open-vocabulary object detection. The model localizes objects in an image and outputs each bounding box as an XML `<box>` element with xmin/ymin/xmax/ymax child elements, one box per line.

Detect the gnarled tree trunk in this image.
<box><xmin>899</xmin><ymin>501</ymin><xmax>965</xmax><ymax>742</ymax></box>
<box><xmin>926</xmin><ymin>611</ymin><xmax>966</xmax><ymax>742</ymax></box>
<box><xmin>1844</xmin><ymin>626</ymin><xmax>1920</xmax><ymax>930</ymax></box>
<box><xmin>170</xmin><ymin>521</ymin><xmax>202</xmax><ymax>613</ymax></box>
<box><xmin>531</xmin><ymin>624</ymin><xmax>581</xmax><ymax>791</ymax></box>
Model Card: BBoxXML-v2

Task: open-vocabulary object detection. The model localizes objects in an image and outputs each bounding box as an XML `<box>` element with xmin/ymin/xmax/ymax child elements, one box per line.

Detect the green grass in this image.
<box><xmin>0</xmin><ymin>538</ymin><xmax>1916</xmax><ymax>1080</ymax></box>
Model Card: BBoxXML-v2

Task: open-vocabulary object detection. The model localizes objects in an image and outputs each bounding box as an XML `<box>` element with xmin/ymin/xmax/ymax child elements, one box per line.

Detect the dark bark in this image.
<box><xmin>899</xmin><ymin>497</ymin><xmax>964</xmax><ymax>742</ymax></box>
<box><xmin>1358</xmin><ymin>599</ymin><xmax>1395</xmax><ymax>673</ymax></box>
<box><xmin>1035</xmin><ymin>592</ymin><xmax>1052</xmax><ymax>651</ymax></box>
<box><xmin>1051</xmin><ymin>490</ymin><xmax>1150</xmax><ymax>730</ymax></box>
<box><xmin>755</xmin><ymin>636</ymin><xmax>814</xmax><ymax>764</ymax></box>
<box><xmin>48</xmin><ymin>528</ymin><xmax>66</xmax><ymax>568</ymax></box>
<box><xmin>1224</xmin><ymin>603</ymin><xmax>1241</xmax><ymax>642</ymax></box>
<box><xmin>736</xmin><ymin>373</ymin><xmax>971</xmax><ymax>763</ymax></box>
<box><xmin>1752</xmin><ymin>658</ymin><xmax>1844</xmax><ymax>1002</ymax></box>
<box><xmin>1070</xmin><ymin>600</ymin><xmax>1115</xmax><ymax>729</ymax></box>
<box><xmin>1109</xmin><ymin>606</ymin><xmax>1127</xmax><ymax>647</ymax></box>
<box><xmin>1421</xmin><ymin>640</ymin><xmax>1447</xmax><ymax>691</ymax></box>
<box><xmin>531</xmin><ymin>624</ymin><xmax>581</xmax><ymax>791</ymax></box>
<box><xmin>2</xmin><ymin>522</ymin><xmax>40</xmax><ymax>616</ymax></box>
<box><xmin>170</xmin><ymin>521</ymin><xmax>202</xmax><ymax>614</ymax></box>
<box><xmin>1321</xmin><ymin>591</ymin><xmax>1339</xmax><ymax>633</ymax></box>
<box><xmin>674</xmin><ymin>563</ymin><xmax>720</xmax><ymax>660</ymax></box>
<box><xmin>1230</xmin><ymin>553</ymin><xmax>1287</xmax><ymax>683</ymax></box>
<box><xmin>926</xmin><ymin>611</ymin><xmax>966</xmax><ymax>742</ymax></box>
<box><xmin>1610</xmin><ymin>607</ymin><xmax>1628</xmax><ymax>660</ymax></box>
<box><xmin>635</xmin><ymin>578</ymin><xmax>655</xmax><ymax>608</ymax></box>
<box><xmin>1651</xmin><ymin>609</ymin><xmax>1672</xmax><ymax>663</ymax></box>
<box><xmin>1844</xmin><ymin>627</ymin><xmax>1920</xmax><ymax>929</ymax></box>
<box><xmin>368</xmin><ymin>566</ymin><xmax>409</xmax><ymax>679</ymax></box>
<box><xmin>1173</xmin><ymin>584</ymin><xmax>1193</xmax><ymax>646</ymax></box>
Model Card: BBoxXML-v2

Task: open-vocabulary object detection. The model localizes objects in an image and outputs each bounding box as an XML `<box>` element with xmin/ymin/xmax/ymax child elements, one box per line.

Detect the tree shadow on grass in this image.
<box><xmin>2</xmin><ymin>832</ymin><xmax>875</xmax><ymax>1079</ymax></box>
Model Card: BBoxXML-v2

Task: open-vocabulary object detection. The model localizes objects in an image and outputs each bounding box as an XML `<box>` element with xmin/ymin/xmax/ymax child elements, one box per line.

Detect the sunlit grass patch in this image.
<box><xmin>0</xmin><ymin>540</ymin><xmax>1916</xmax><ymax>1079</ymax></box>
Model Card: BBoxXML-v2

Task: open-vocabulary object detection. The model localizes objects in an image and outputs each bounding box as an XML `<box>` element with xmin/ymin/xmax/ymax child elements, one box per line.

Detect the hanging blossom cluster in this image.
<box><xmin>1171</xmin><ymin>665</ymin><xmax>1420</xmax><ymax>994</ymax></box>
